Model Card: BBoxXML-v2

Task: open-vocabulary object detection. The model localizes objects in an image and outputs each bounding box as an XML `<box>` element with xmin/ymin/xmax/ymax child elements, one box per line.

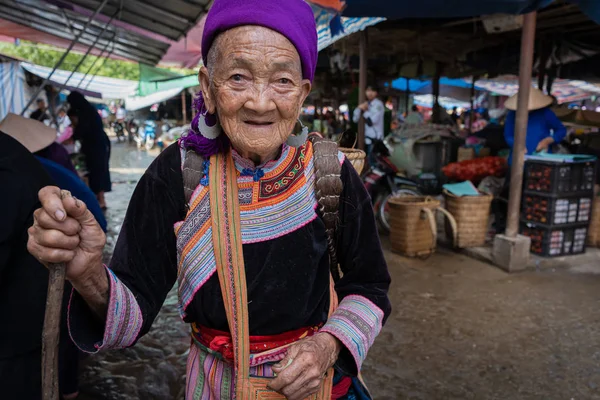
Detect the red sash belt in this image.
<box><xmin>191</xmin><ymin>323</ymin><xmax>319</xmax><ymax>362</ymax></box>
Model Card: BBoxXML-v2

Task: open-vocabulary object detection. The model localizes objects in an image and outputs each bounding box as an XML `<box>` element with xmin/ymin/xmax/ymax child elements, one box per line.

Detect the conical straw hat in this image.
<box><xmin>0</xmin><ymin>113</ymin><xmax>57</xmax><ymax>153</ymax></box>
<box><xmin>504</xmin><ymin>87</ymin><xmax>553</xmax><ymax>111</ymax></box>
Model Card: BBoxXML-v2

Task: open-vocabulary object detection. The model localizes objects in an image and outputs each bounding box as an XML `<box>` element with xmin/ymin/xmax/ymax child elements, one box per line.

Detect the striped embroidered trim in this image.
<box><xmin>95</xmin><ymin>267</ymin><xmax>144</xmax><ymax>350</ymax></box>
<box><xmin>320</xmin><ymin>295</ymin><xmax>384</xmax><ymax>370</ymax></box>
<box><xmin>186</xmin><ymin>341</ymin><xmax>278</xmax><ymax>399</ymax></box>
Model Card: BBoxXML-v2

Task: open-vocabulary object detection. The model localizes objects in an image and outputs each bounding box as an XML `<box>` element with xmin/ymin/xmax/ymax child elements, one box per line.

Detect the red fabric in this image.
<box><xmin>307</xmin><ymin>0</ymin><xmax>345</xmax><ymax>11</ymax></box>
<box><xmin>192</xmin><ymin>324</ymin><xmax>319</xmax><ymax>362</ymax></box>
<box><xmin>331</xmin><ymin>376</ymin><xmax>352</xmax><ymax>399</ymax></box>
<box><xmin>159</xmin><ymin>16</ymin><xmax>206</xmax><ymax>68</ymax></box>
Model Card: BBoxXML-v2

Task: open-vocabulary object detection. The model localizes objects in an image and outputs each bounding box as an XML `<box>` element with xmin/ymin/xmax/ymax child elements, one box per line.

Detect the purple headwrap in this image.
<box><xmin>180</xmin><ymin>0</ymin><xmax>317</xmax><ymax>158</ymax></box>
<box><xmin>202</xmin><ymin>0</ymin><xmax>318</xmax><ymax>82</ymax></box>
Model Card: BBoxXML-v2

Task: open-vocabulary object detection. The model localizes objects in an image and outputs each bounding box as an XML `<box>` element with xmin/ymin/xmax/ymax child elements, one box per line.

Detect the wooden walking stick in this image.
<box><xmin>42</xmin><ymin>262</ymin><xmax>67</xmax><ymax>400</ymax></box>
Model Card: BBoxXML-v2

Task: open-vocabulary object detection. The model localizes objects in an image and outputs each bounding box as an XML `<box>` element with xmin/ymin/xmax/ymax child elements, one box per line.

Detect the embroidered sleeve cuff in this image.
<box><xmin>68</xmin><ymin>266</ymin><xmax>144</xmax><ymax>353</ymax></box>
<box><xmin>321</xmin><ymin>295</ymin><xmax>384</xmax><ymax>374</ymax></box>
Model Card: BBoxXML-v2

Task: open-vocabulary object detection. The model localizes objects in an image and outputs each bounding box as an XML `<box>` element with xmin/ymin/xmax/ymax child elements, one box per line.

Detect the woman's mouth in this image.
<box><xmin>245</xmin><ymin>120</ymin><xmax>274</xmax><ymax>126</ymax></box>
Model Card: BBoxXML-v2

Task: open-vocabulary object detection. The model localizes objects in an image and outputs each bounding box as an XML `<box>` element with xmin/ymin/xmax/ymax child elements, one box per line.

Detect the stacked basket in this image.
<box><xmin>389</xmin><ymin>196</ymin><xmax>456</xmax><ymax>257</ymax></box>
<box><xmin>444</xmin><ymin>191</ymin><xmax>493</xmax><ymax>248</ymax></box>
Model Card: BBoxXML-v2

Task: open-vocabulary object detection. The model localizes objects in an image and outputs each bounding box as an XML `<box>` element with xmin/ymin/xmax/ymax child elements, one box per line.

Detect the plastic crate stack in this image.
<box><xmin>520</xmin><ymin>158</ymin><xmax>596</xmax><ymax>257</ymax></box>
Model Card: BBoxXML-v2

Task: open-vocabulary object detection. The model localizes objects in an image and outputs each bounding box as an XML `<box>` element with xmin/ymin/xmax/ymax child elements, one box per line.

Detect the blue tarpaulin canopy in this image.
<box><xmin>390</xmin><ymin>78</ymin><xmax>430</xmax><ymax>92</ymax></box>
<box><xmin>391</xmin><ymin>77</ymin><xmax>485</xmax><ymax>92</ymax></box>
<box><xmin>342</xmin><ymin>0</ymin><xmax>600</xmax><ymax>24</ymax></box>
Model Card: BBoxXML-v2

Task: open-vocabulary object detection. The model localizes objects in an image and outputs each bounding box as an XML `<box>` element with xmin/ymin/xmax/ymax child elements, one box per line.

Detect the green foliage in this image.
<box><xmin>0</xmin><ymin>41</ymin><xmax>197</xmax><ymax>80</ymax></box>
<box><xmin>0</xmin><ymin>41</ymin><xmax>141</xmax><ymax>80</ymax></box>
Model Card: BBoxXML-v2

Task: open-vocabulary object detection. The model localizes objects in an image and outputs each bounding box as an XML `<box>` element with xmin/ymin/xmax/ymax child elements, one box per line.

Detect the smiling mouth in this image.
<box><xmin>245</xmin><ymin>121</ymin><xmax>274</xmax><ymax>126</ymax></box>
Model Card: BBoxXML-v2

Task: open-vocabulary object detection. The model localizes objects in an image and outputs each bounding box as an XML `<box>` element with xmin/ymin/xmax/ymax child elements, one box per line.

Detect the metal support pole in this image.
<box><xmin>181</xmin><ymin>90</ymin><xmax>187</xmax><ymax>124</ymax></box>
<box><xmin>21</xmin><ymin>0</ymin><xmax>109</xmax><ymax>115</ymax></box>
<box><xmin>506</xmin><ymin>11</ymin><xmax>537</xmax><ymax>238</ymax></box>
<box><xmin>61</xmin><ymin>10</ymin><xmax>118</xmax><ymax>89</ymax></box>
<box><xmin>75</xmin><ymin>32</ymin><xmax>116</xmax><ymax>88</ymax></box>
<box><xmin>537</xmin><ymin>40</ymin><xmax>549</xmax><ymax>93</ymax></box>
<box><xmin>358</xmin><ymin>29</ymin><xmax>368</xmax><ymax>151</ymax></box>
<box><xmin>432</xmin><ymin>62</ymin><xmax>441</xmax><ymax>123</ymax></box>
<box><xmin>469</xmin><ymin>76</ymin><xmax>477</xmax><ymax>134</ymax></box>
<box><xmin>405</xmin><ymin>78</ymin><xmax>410</xmax><ymax>115</ymax></box>
<box><xmin>83</xmin><ymin>43</ymin><xmax>115</xmax><ymax>91</ymax></box>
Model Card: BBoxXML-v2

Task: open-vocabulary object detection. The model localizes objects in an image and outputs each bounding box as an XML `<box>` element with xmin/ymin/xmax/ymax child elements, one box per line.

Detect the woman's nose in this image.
<box><xmin>244</xmin><ymin>85</ymin><xmax>276</xmax><ymax>114</ymax></box>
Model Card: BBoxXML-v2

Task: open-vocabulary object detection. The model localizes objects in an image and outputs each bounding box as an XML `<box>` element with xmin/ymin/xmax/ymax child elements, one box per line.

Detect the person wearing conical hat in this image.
<box><xmin>503</xmin><ymin>87</ymin><xmax>567</xmax><ymax>164</ymax></box>
<box><xmin>495</xmin><ymin>89</ymin><xmax>567</xmax><ymax>233</ymax></box>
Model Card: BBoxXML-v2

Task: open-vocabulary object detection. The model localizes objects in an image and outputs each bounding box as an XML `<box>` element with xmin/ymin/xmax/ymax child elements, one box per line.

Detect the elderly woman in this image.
<box><xmin>27</xmin><ymin>0</ymin><xmax>391</xmax><ymax>399</ymax></box>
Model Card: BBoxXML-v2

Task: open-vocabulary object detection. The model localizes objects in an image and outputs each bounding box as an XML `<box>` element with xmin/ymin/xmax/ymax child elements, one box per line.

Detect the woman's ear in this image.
<box><xmin>199</xmin><ymin>66</ymin><xmax>216</xmax><ymax>114</ymax></box>
<box><xmin>299</xmin><ymin>79</ymin><xmax>312</xmax><ymax>106</ymax></box>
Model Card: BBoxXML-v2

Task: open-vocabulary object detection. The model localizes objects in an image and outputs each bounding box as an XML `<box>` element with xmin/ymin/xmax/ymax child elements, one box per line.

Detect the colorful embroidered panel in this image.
<box><xmin>174</xmin><ymin>142</ymin><xmax>345</xmax><ymax>318</ymax></box>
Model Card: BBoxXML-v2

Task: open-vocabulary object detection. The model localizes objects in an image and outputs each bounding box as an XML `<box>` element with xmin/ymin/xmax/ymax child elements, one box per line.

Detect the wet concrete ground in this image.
<box><xmin>79</xmin><ymin>141</ymin><xmax>600</xmax><ymax>399</ymax></box>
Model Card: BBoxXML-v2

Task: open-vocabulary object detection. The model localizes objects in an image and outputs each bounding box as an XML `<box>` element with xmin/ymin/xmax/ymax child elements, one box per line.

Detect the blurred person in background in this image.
<box><xmin>68</xmin><ymin>91</ymin><xmax>112</xmax><ymax>210</ymax></box>
<box><xmin>353</xmin><ymin>84</ymin><xmax>385</xmax><ymax>166</ymax></box>
<box><xmin>404</xmin><ymin>105</ymin><xmax>424</xmax><ymax>125</ymax></box>
<box><xmin>57</xmin><ymin>107</ymin><xmax>72</xmax><ymax>133</ymax></box>
<box><xmin>30</xmin><ymin>98</ymin><xmax>50</xmax><ymax>123</ymax></box>
<box><xmin>495</xmin><ymin>88</ymin><xmax>567</xmax><ymax>233</ymax></box>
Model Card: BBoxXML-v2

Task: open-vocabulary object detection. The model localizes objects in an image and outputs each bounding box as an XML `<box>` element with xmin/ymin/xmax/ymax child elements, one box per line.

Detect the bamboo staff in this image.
<box><xmin>42</xmin><ymin>263</ymin><xmax>67</xmax><ymax>400</ymax></box>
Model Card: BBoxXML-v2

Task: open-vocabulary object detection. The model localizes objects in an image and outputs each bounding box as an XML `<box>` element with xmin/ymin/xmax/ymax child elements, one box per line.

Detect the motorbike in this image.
<box><xmin>112</xmin><ymin>120</ymin><xmax>126</xmax><ymax>142</ymax></box>
<box><xmin>126</xmin><ymin>117</ymin><xmax>140</xmax><ymax>144</ymax></box>
<box><xmin>136</xmin><ymin>120</ymin><xmax>157</xmax><ymax>151</ymax></box>
<box><xmin>362</xmin><ymin>140</ymin><xmax>421</xmax><ymax>234</ymax></box>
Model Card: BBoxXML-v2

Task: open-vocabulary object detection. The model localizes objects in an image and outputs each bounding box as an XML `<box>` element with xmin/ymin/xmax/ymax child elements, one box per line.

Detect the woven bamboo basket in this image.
<box><xmin>587</xmin><ymin>197</ymin><xmax>600</xmax><ymax>247</ymax></box>
<box><xmin>389</xmin><ymin>196</ymin><xmax>457</xmax><ymax>257</ymax></box>
<box><xmin>340</xmin><ymin>148</ymin><xmax>366</xmax><ymax>174</ymax></box>
<box><xmin>443</xmin><ymin>190</ymin><xmax>493</xmax><ymax>248</ymax></box>
<box><xmin>338</xmin><ymin>134</ymin><xmax>366</xmax><ymax>174</ymax></box>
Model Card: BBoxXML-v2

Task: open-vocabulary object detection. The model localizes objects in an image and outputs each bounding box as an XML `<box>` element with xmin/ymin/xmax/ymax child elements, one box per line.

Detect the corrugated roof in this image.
<box><xmin>0</xmin><ymin>0</ymin><xmax>210</xmax><ymax>65</ymax></box>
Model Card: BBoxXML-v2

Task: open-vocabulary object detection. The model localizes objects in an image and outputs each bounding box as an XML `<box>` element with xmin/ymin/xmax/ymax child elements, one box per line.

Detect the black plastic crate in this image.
<box><xmin>521</xmin><ymin>193</ymin><xmax>593</xmax><ymax>225</ymax></box>
<box><xmin>520</xmin><ymin>221</ymin><xmax>588</xmax><ymax>257</ymax></box>
<box><xmin>523</xmin><ymin>159</ymin><xmax>596</xmax><ymax>195</ymax></box>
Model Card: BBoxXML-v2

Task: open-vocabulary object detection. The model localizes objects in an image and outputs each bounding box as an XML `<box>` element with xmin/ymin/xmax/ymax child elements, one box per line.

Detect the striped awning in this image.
<box><xmin>21</xmin><ymin>62</ymin><xmax>138</xmax><ymax>99</ymax></box>
<box><xmin>0</xmin><ymin>61</ymin><xmax>37</xmax><ymax>120</ymax></box>
<box><xmin>313</xmin><ymin>5</ymin><xmax>385</xmax><ymax>51</ymax></box>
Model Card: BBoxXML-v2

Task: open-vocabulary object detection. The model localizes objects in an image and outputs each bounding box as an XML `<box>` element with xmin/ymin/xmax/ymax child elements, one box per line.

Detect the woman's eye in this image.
<box><xmin>231</xmin><ymin>74</ymin><xmax>243</xmax><ymax>82</ymax></box>
<box><xmin>279</xmin><ymin>78</ymin><xmax>291</xmax><ymax>85</ymax></box>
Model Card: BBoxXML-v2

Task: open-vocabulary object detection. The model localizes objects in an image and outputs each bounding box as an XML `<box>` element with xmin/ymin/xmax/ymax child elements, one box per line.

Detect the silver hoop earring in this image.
<box><xmin>286</xmin><ymin>119</ymin><xmax>309</xmax><ymax>147</ymax></box>
<box><xmin>197</xmin><ymin>109</ymin><xmax>222</xmax><ymax>140</ymax></box>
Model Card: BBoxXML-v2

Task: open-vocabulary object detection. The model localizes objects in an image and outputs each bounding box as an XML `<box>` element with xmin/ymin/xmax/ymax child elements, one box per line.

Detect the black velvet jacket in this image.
<box><xmin>70</xmin><ymin>144</ymin><xmax>391</xmax><ymax>372</ymax></box>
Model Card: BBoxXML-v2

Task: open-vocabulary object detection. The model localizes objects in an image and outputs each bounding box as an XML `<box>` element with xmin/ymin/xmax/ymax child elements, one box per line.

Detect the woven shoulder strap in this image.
<box><xmin>308</xmin><ymin>135</ymin><xmax>343</xmax><ymax>281</ymax></box>
<box><xmin>182</xmin><ymin>138</ymin><xmax>344</xmax><ymax>279</ymax></box>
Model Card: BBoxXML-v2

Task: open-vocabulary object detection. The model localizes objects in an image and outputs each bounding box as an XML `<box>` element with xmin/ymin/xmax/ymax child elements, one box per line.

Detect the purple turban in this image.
<box><xmin>201</xmin><ymin>0</ymin><xmax>318</xmax><ymax>82</ymax></box>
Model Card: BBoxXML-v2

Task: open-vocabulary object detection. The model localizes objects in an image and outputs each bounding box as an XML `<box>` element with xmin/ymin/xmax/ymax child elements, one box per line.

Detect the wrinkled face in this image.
<box><xmin>199</xmin><ymin>26</ymin><xmax>311</xmax><ymax>161</ymax></box>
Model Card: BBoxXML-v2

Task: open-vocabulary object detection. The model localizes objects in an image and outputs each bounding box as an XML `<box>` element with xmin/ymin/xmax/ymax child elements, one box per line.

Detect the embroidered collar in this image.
<box><xmin>231</xmin><ymin>144</ymin><xmax>292</xmax><ymax>176</ymax></box>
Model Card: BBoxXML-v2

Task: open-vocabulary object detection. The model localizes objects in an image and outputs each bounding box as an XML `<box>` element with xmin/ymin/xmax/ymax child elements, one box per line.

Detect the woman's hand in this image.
<box><xmin>27</xmin><ymin>186</ymin><xmax>106</xmax><ymax>284</ymax></box>
<box><xmin>536</xmin><ymin>137</ymin><xmax>555</xmax><ymax>152</ymax></box>
<box><xmin>268</xmin><ymin>332</ymin><xmax>341</xmax><ymax>400</ymax></box>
